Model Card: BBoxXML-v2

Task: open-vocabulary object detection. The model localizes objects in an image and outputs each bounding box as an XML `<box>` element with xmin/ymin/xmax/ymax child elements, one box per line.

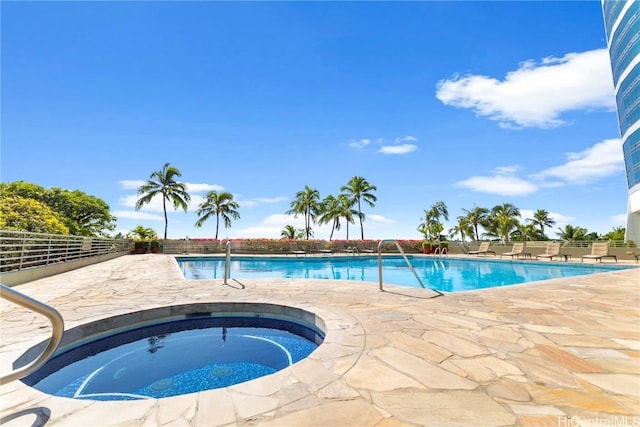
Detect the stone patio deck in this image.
<box><xmin>1</xmin><ymin>254</ymin><xmax>639</xmax><ymax>426</ymax></box>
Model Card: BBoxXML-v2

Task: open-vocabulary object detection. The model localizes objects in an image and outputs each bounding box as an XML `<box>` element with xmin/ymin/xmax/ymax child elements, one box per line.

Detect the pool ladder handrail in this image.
<box><xmin>224</xmin><ymin>241</ymin><xmax>231</xmax><ymax>285</ymax></box>
<box><xmin>377</xmin><ymin>240</ymin><xmax>443</xmax><ymax>296</ymax></box>
<box><xmin>0</xmin><ymin>283</ymin><xmax>64</xmax><ymax>385</ymax></box>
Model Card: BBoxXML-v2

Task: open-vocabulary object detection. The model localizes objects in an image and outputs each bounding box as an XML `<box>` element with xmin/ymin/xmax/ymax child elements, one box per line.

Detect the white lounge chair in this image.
<box><xmin>468</xmin><ymin>242</ymin><xmax>495</xmax><ymax>256</ymax></box>
<box><xmin>581</xmin><ymin>242</ymin><xmax>617</xmax><ymax>263</ymax></box>
<box><xmin>499</xmin><ymin>242</ymin><xmax>528</xmax><ymax>259</ymax></box>
<box><xmin>536</xmin><ymin>242</ymin><xmax>570</xmax><ymax>261</ymax></box>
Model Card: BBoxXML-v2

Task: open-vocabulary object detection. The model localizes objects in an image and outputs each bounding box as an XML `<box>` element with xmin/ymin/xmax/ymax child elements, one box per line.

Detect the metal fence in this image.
<box><xmin>0</xmin><ymin>230</ymin><xmax>132</xmax><ymax>273</ymax></box>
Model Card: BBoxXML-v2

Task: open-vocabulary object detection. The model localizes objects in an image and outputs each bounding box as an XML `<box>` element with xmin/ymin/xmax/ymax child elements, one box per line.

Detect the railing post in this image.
<box><xmin>224</xmin><ymin>241</ymin><xmax>231</xmax><ymax>285</ymax></box>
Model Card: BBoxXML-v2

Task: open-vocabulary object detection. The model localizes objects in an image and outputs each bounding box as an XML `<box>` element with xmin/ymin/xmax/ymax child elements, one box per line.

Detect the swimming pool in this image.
<box><xmin>23</xmin><ymin>306</ymin><xmax>324</xmax><ymax>400</ymax></box>
<box><xmin>176</xmin><ymin>256</ymin><xmax>629</xmax><ymax>292</ymax></box>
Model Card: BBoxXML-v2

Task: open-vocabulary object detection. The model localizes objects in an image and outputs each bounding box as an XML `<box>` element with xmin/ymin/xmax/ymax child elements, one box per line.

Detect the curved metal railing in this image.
<box><xmin>377</xmin><ymin>240</ymin><xmax>443</xmax><ymax>296</ymax></box>
<box><xmin>0</xmin><ymin>284</ymin><xmax>64</xmax><ymax>384</ymax></box>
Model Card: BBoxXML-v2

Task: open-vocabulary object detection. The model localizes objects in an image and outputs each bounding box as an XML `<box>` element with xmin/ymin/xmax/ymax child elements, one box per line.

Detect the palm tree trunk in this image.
<box><xmin>215</xmin><ymin>214</ymin><xmax>220</xmax><ymax>240</ymax></box>
<box><xmin>162</xmin><ymin>197</ymin><xmax>168</xmax><ymax>239</ymax></box>
<box><xmin>358</xmin><ymin>199</ymin><xmax>364</xmax><ymax>239</ymax></box>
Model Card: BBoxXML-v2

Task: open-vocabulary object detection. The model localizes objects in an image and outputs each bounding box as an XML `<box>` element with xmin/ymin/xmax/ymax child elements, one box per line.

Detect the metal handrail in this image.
<box><xmin>224</xmin><ymin>241</ymin><xmax>231</xmax><ymax>285</ymax></box>
<box><xmin>1</xmin><ymin>284</ymin><xmax>64</xmax><ymax>384</ymax></box>
<box><xmin>377</xmin><ymin>239</ymin><xmax>443</xmax><ymax>296</ymax></box>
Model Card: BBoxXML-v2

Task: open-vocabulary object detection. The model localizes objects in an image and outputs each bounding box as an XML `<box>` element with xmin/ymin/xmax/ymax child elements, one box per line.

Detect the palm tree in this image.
<box><xmin>490</xmin><ymin>203</ymin><xmax>520</xmax><ymax>243</ymax></box>
<box><xmin>511</xmin><ymin>222</ymin><xmax>539</xmax><ymax>243</ymax></box>
<box><xmin>340</xmin><ymin>176</ymin><xmax>377</xmax><ymax>240</ymax></box>
<box><xmin>448</xmin><ymin>216</ymin><xmax>473</xmax><ymax>242</ymax></box>
<box><xmin>602</xmin><ymin>226</ymin><xmax>625</xmax><ymax>241</ymax></box>
<box><xmin>418</xmin><ymin>201</ymin><xmax>449</xmax><ymax>241</ymax></box>
<box><xmin>135</xmin><ymin>162</ymin><xmax>190</xmax><ymax>239</ymax></box>
<box><xmin>528</xmin><ymin>209</ymin><xmax>556</xmax><ymax>239</ymax></box>
<box><xmin>194</xmin><ymin>191</ymin><xmax>240</xmax><ymax>239</ymax></box>
<box><xmin>337</xmin><ymin>194</ymin><xmax>357</xmax><ymax>240</ymax></box>
<box><xmin>462</xmin><ymin>205</ymin><xmax>490</xmax><ymax>241</ymax></box>
<box><xmin>285</xmin><ymin>185</ymin><xmax>321</xmax><ymax>240</ymax></box>
<box><xmin>556</xmin><ymin>224</ymin><xmax>588</xmax><ymax>242</ymax></box>
<box><xmin>318</xmin><ymin>195</ymin><xmax>342</xmax><ymax>241</ymax></box>
<box><xmin>281</xmin><ymin>225</ymin><xmax>303</xmax><ymax>239</ymax></box>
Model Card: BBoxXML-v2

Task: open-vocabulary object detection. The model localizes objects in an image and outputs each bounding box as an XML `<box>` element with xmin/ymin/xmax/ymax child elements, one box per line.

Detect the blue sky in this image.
<box><xmin>1</xmin><ymin>1</ymin><xmax>627</xmax><ymax>240</ymax></box>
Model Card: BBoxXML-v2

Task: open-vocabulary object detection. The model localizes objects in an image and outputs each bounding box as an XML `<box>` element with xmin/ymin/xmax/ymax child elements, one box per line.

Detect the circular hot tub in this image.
<box><xmin>20</xmin><ymin>303</ymin><xmax>325</xmax><ymax>400</ymax></box>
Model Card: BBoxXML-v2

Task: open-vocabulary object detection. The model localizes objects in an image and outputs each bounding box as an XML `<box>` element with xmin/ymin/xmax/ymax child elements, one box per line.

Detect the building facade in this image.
<box><xmin>602</xmin><ymin>0</ymin><xmax>640</xmax><ymax>243</ymax></box>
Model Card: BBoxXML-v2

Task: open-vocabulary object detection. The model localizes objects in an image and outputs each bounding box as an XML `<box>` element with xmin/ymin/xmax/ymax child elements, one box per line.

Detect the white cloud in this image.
<box><xmin>186</xmin><ymin>183</ymin><xmax>224</xmax><ymax>193</ymax></box>
<box><xmin>379</xmin><ymin>144</ymin><xmax>417</xmax><ymax>155</ymax></box>
<box><xmin>455</xmin><ymin>166</ymin><xmax>538</xmax><ymax>196</ymax></box>
<box><xmin>611</xmin><ymin>214</ymin><xmax>627</xmax><ymax>226</ymax></box>
<box><xmin>394</xmin><ymin>135</ymin><xmax>418</xmax><ymax>143</ymax></box>
<box><xmin>119</xmin><ymin>180</ymin><xmax>146</xmax><ymax>190</ymax></box>
<box><xmin>457</xmin><ymin>138</ymin><xmax>624</xmax><ymax>196</ymax></box>
<box><xmin>239</xmin><ymin>200</ymin><xmax>258</xmax><ymax>208</ymax></box>
<box><xmin>367</xmin><ymin>214</ymin><xmax>396</xmax><ymax>224</ymax></box>
<box><xmin>112</xmin><ymin>210</ymin><xmax>164</xmax><ymax>221</ymax></box>
<box><xmin>255</xmin><ymin>196</ymin><xmax>288</xmax><ymax>204</ymax></box>
<box><xmin>534</xmin><ymin>139</ymin><xmax>624</xmax><ymax>184</ymax></box>
<box><xmin>436</xmin><ymin>48</ymin><xmax>615</xmax><ymax>128</ymax></box>
<box><xmin>349</xmin><ymin>138</ymin><xmax>371</xmax><ymax>148</ymax></box>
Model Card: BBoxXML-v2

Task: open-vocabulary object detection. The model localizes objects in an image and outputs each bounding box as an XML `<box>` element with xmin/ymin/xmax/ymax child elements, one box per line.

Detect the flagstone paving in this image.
<box><xmin>1</xmin><ymin>254</ymin><xmax>639</xmax><ymax>426</ymax></box>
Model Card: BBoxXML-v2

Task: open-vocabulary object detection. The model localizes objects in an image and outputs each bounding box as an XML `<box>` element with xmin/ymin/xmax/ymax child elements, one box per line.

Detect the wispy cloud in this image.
<box><xmin>456</xmin><ymin>138</ymin><xmax>624</xmax><ymax>196</ymax></box>
<box><xmin>255</xmin><ymin>196</ymin><xmax>288</xmax><ymax>204</ymax></box>
<box><xmin>533</xmin><ymin>139</ymin><xmax>624</xmax><ymax>184</ymax></box>
<box><xmin>456</xmin><ymin>170</ymin><xmax>538</xmax><ymax>196</ymax></box>
<box><xmin>112</xmin><ymin>210</ymin><xmax>164</xmax><ymax>221</ymax></box>
<box><xmin>349</xmin><ymin>136</ymin><xmax>419</xmax><ymax>155</ymax></box>
<box><xmin>367</xmin><ymin>214</ymin><xmax>396</xmax><ymax>224</ymax></box>
<box><xmin>186</xmin><ymin>183</ymin><xmax>224</xmax><ymax>193</ymax></box>
<box><xmin>119</xmin><ymin>180</ymin><xmax>146</xmax><ymax>190</ymax></box>
<box><xmin>349</xmin><ymin>138</ymin><xmax>371</xmax><ymax>148</ymax></box>
<box><xmin>436</xmin><ymin>48</ymin><xmax>615</xmax><ymax>128</ymax></box>
<box><xmin>379</xmin><ymin>144</ymin><xmax>417</xmax><ymax>155</ymax></box>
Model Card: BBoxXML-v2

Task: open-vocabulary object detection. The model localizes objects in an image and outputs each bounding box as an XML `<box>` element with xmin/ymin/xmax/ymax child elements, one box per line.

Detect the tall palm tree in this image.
<box><xmin>340</xmin><ymin>176</ymin><xmax>377</xmax><ymax>240</ymax></box>
<box><xmin>490</xmin><ymin>203</ymin><xmax>520</xmax><ymax>243</ymax></box>
<box><xmin>285</xmin><ymin>185</ymin><xmax>321</xmax><ymax>240</ymax></box>
<box><xmin>337</xmin><ymin>194</ymin><xmax>357</xmax><ymax>240</ymax></box>
<box><xmin>135</xmin><ymin>162</ymin><xmax>190</xmax><ymax>239</ymax></box>
<box><xmin>318</xmin><ymin>195</ymin><xmax>342</xmax><ymax>241</ymax></box>
<box><xmin>194</xmin><ymin>191</ymin><xmax>240</xmax><ymax>239</ymax></box>
<box><xmin>462</xmin><ymin>205</ymin><xmax>490</xmax><ymax>241</ymax></box>
<box><xmin>528</xmin><ymin>209</ymin><xmax>556</xmax><ymax>239</ymax></box>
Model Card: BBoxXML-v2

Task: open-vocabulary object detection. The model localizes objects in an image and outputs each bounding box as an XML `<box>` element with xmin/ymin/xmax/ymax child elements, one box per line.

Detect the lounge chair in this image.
<box><xmin>288</xmin><ymin>242</ymin><xmax>306</xmax><ymax>256</ymax></box>
<box><xmin>536</xmin><ymin>242</ymin><xmax>570</xmax><ymax>261</ymax></box>
<box><xmin>468</xmin><ymin>242</ymin><xmax>495</xmax><ymax>256</ymax></box>
<box><xmin>499</xmin><ymin>242</ymin><xmax>529</xmax><ymax>259</ymax></box>
<box><xmin>581</xmin><ymin>242</ymin><xmax>617</xmax><ymax>263</ymax></box>
<box><xmin>314</xmin><ymin>241</ymin><xmax>333</xmax><ymax>255</ymax></box>
<box><xmin>355</xmin><ymin>241</ymin><xmax>377</xmax><ymax>254</ymax></box>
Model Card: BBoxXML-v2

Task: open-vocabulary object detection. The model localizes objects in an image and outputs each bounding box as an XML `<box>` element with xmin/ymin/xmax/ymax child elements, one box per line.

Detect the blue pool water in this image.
<box><xmin>24</xmin><ymin>317</ymin><xmax>323</xmax><ymax>400</ymax></box>
<box><xmin>177</xmin><ymin>256</ymin><xmax>629</xmax><ymax>292</ymax></box>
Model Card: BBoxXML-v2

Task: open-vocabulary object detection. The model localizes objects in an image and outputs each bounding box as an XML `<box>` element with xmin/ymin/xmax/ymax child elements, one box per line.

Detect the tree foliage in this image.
<box><xmin>341</xmin><ymin>176</ymin><xmax>377</xmax><ymax>240</ymax></box>
<box><xmin>195</xmin><ymin>191</ymin><xmax>240</xmax><ymax>239</ymax></box>
<box><xmin>0</xmin><ymin>195</ymin><xmax>69</xmax><ymax>234</ymax></box>
<box><xmin>136</xmin><ymin>163</ymin><xmax>190</xmax><ymax>239</ymax></box>
<box><xmin>286</xmin><ymin>185</ymin><xmax>321</xmax><ymax>240</ymax></box>
<box><xmin>0</xmin><ymin>181</ymin><xmax>116</xmax><ymax>236</ymax></box>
